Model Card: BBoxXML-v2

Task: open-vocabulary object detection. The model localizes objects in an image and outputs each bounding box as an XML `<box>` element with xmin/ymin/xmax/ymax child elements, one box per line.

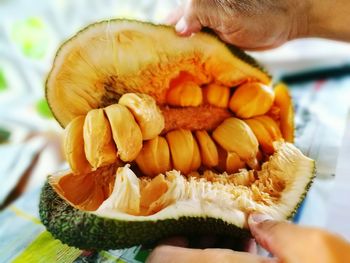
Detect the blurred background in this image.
<box><xmin>0</xmin><ymin>0</ymin><xmax>350</xmax><ymax>262</ymax></box>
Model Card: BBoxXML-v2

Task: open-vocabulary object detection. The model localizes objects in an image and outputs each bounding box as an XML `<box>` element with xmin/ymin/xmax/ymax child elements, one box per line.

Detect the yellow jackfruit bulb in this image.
<box><xmin>245</xmin><ymin>115</ymin><xmax>282</xmax><ymax>154</ymax></box>
<box><xmin>166</xmin><ymin>129</ymin><xmax>200</xmax><ymax>174</ymax></box>
<box><xmin>226</xmin><ymin>152</ymin><xmax>246</xmax><ymax>174</ymax></box>
<box><xmin>191</xmin><ymin>136</ymin><xmax>201</xmax><ymax>172</ymax></box>
<box><xmin>135</xmin><ymin>136</ymin><xmax>171</xmax><ymax>177</ymax></box>
<box><xmin>203</xmin><ymin>83</ymin><xmax>230</xmax><ymax>108</ymax></box>
<box><xmin>63</xmin><ymin>116</ymin><xmax>92</xmax><ymax>174</ymax></box>
<box><xmin>274</xmin><ymin>83</ymin><xmax>294</xmax><ymax>143</ymax></box>
<box><xmin>104</xmin><ymin>104</ymin><xmax>142</xmax><ymax>162</ymax></box>
<box><xmin>166</xmin><ymin>81</ymin><xmax>203</xmax><ymax>107</ymax></box>
<box><xmin>229</xmin><ymin>82</ymin><xmax>274</xmax><ymax>118</ymax></box>
<box><xmin>195</xmin><ymin>130</ymin><xmax>219</xmax><ymax>167</ymax></box>
<box><xmin>216</xmin><ymin>145</ymin><xmax>245</xmax><ymax>174</ymax></box>
<box><xmin>83</xmin><ymin>109</ymin><xmax>118</xmax><ymax>169</ymax></box>
<box><xmin>213</xmin><ymin>117</ymin><xmax>259</xmax><ymax>169</ymax></box>
<box><xmin>119</xmin><ymin>93</ymin><xmax>165</xmax><ymax>140</ymax></box>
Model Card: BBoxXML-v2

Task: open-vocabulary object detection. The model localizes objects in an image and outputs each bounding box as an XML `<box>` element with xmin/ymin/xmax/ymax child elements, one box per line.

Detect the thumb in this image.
<box><xmin>248</xmin><ymin>214</ymin><xmax>303</xmax><ymax>262</ymax></box>
<box><xmin>175</xmin><ymin>1</ymin><xmax>202</xmax><ymax>36</ymax></box>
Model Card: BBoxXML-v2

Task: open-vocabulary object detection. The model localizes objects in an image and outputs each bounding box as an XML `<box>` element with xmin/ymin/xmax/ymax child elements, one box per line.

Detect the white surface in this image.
<box><xmin>326</xmin><ymin>111</ymin><xmax>350</xmax><ymax>241</ymax></box>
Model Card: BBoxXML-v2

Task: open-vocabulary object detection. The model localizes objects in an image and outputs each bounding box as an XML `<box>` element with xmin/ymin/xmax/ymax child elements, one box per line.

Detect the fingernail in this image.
<box><xmin>249</xmin><ymin>213</ymin><xmax>273</xmax><ymax>225</ymax></box>
<box><xmin>175</xmin><ymin>17</ymin><xmax>187</xmax><ymax>33</ymax></box>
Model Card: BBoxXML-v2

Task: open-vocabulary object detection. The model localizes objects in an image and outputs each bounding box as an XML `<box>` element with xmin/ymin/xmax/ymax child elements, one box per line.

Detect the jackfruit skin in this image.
<box><xmin>286</xmin><ymin>163</ymin><xmax>316</xmax><ymax>220</ymax></box>
<box><xmin>39</xmin><ymin>165</ymin><xmax>315</xmax><ymax>250</ymax></box>
<box><xmin>39</xmin><ymin>180</ymin><xmax>250</xmax><ymax>250</ymax></box>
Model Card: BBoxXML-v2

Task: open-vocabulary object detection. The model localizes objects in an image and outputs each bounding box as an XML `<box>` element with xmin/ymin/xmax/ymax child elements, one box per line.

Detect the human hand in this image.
<box><xmin>167</xmin><ymin>0</ymin><xmax>350</xmax><ymax>50</ymax></box>
<box><xmin>147</xmin><ymin>213</ymin><xmax>350</xmax><ymax>263</ymax></box>
<box><xmin>167</xmin><ymin>0</ymin><xmax>311</xmax><ymax>50</ymax></box>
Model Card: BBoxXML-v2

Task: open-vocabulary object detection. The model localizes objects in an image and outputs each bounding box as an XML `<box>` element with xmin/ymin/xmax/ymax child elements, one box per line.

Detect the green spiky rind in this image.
<box><xmin>45</xmin><ymin>19</ymin><xmax>270</xmax><ymax>128</ymax></box>
<box><xmin>39</xmin><ymin>180</ymin><xmax>250</xmax><ymax>250</ymax></box>
<box><xmin>288</xmin><ymin>161</ymin><xmax>316</xmax><ymax>220</ymax></box>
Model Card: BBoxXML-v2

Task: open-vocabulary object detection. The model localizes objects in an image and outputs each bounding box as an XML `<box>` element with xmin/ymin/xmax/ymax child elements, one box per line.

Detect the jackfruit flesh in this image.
<box><xmin>41</xmin><ymin>19</ymin><xmax>315</xmax><ymax>250</ymax></box>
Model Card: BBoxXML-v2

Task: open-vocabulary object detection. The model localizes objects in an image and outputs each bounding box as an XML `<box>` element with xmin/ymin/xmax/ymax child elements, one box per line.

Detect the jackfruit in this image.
<box><xmin>40</xmin><ymin>19</ymin><xmax>314</xmax><ymax>251</ymax></box>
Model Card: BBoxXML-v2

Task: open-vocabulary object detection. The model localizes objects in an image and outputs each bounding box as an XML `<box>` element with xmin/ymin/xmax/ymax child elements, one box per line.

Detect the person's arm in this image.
<box><xmin>308</xmin><ymin>0</ymin><xmax>350</xmax><ymax>42</ymax></box>
<box><xmin>167</xmin><ymin>0</ymin><xmax>350</xmax><ymax>50</ymax></box>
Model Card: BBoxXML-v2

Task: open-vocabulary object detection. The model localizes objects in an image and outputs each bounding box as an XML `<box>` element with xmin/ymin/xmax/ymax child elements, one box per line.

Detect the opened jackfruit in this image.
<box><xmin>40</xmin><ymin>20</ymin><xmax>315</xmax><ymax>250</ymax></box>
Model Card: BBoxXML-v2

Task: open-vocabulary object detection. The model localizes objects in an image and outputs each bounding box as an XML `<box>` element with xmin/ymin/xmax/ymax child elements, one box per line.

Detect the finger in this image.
<box><xmin>165</xmin><ymin>5</ymin><xmax>184</xmax><ymax>25</ymax></box>
<box><xmin>147</xmin><ymin>245</ymin><xmax>276</xmax><ymax>263</ymax></box>
<box><xmin>175</xmin><ymin>1</ymin><xmax>202</xmax><ymax>36</ymax></box>
<box><xmin>248</xmin><ymin>213</ymin><xmax>304</xmax><ymax>260</ymax></box>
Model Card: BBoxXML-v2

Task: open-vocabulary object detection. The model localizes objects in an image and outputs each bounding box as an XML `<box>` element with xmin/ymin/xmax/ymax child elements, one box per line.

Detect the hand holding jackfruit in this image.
<box><xmin>40</xmin><ymin>20</ymin><xmax>314</xmax><ymax>251</ymax></box>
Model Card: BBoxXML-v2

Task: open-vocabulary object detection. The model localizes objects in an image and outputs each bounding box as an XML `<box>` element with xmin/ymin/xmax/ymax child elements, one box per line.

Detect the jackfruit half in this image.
<box><xmin>40</xmin><ymin>19</ymin><xmax>315</xmax><ymax>250</ymax></box>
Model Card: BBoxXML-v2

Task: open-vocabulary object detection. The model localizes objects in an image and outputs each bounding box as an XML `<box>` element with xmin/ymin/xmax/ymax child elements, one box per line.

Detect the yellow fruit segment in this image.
<box><xmin>274</xmin><ymin>83</ymin><xmax>294</xmax><ymax>143</ymax></box>
<box><xmin>135</xmin><ymin>136</ymin><xmax>171</xmax><ymax>177</ymax></box>
<box><xmin>203</xmin><ymin>83</ymin><xmax>230</xmax><ymax>108</ymax></box>
<box><xmin>83</xmin><ymin>109</ymin><xmax>118</xmax><ymax>169</ymax></box>
<box><xmin>140</xmin><ymin>174</ymin><xmax>169</xmax><ymax>215</ymax></box>
<box><xmin>213</xmin><ymin>117</ymin><xmax>259</xmax><ymax>169</ymax></box>
<box><xmin>245</xmin><ymin>115</ymin><xmax>282</xmax><ymax>154</ymax></box>
<box><xmin>104</xmin><ymin>104</ymin><xmax>142</xmax><ymax>162</ymax></box>
<box><xmin>216</xmin><ymin>145</ymin><xmax>245</xmax><ymax>174</ymax></box>
<box><xmin>166</xmin><ymin>81</ymin><xmax>203</xmax><ymax>107</ymax></box>
<box><xmin>63</xmin><ymin>116</ymin><xmax>92</xmax><ymax>174</ymax></box>
<box><xmin>195</xmin><ymin>130</ymin><xmax>219</xmax><ymax>167</ymax></box>
<box><xmin>229</xmin><ymin>82</ymin><xmax>274</xmax><ymax>118</ymax></box>
<box><xmin>190</xmin><ymin>136</ymin><xmax>201</xmax><ymax>172</ymax></box>
<box><xmin>226</xmin><ymin>152</ymin><xmax>245</xmax><ymax>174</ymax></box>
<box><xmin>166</xmin><ymin>129</ymin><xmax>199</xmax><ymax>174</ymax></box>
<box><xmin>119</xmin><ymin>93</ymin><xmax>165</xmax><ymax>140</ymax></box>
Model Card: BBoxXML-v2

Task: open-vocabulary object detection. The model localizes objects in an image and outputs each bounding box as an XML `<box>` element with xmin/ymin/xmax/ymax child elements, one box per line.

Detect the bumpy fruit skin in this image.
<box><xmin>195</xmin><ymin>130</ymin><xmax>219</xmax><ymax>168</ymax></box>
<box><xmin>39</xmin><ymin>181</ymin><xmax>250</xmax><ymax>250</ymax></box>
<box><xmin>118</xmin><ymin>93</ymin><xmax>164</xmax><ymax>140</ymax></box>
<box><xmin>166</xmin><ymin>81</ymin><xmax>203</xmax><ymax>107</ymax></box>
<box><xmin>63</xmin><ymin>116</ymin><xmax>92</xmax><ymax>174</ymax></box>
<box><xmin>229</xmin><ymin>82</ymin><xmax>274</xmax><ymax>118</ymax></box>
<box><xmin>135</xmin><ymin>136</ymin><xmax>171</xmax><ymax>177</ymax></box>
<box><xmin>274</xmin><ymin>83</ymin><xmax>294</xmax><ymax>143</ymax></box>
<box><xmin>83</xmin><ymin>109</ymin><xmax>118</xmax><ymax>169</ymax></box>
<box><xmin>203</xmin><ymin>83</ymin><xmax>230</xmax><ymax>108</ymax></box>
<box><xmin>245</xmin><ymin>115</ymin><xmax>282</xmax><ymax>154</ymax></box>
<box><xmin>166</xmin><ymin>129</ymin><xmax>201</xmax><ymax>174</ymax></box>
<box><xmin>213</xmin><ymin>117</ymin><xmax>259</xmax><ymax>169</ymax></box>
<box><xmin>104</xmin><ymin>104</ymin><xmax>142</xmax><ymax>162</ymax></box>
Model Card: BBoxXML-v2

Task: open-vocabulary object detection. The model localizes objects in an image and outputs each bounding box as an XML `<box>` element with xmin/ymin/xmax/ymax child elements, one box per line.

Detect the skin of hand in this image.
<box><xmin>146</xmin><ymin>214</ymin><xmax>350</xmax><ymax>263</ymax></box>
<box><xmin>167</xmin><ymin>0</ymin><xmax>350</xmax><ymax>50</ymax></box>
